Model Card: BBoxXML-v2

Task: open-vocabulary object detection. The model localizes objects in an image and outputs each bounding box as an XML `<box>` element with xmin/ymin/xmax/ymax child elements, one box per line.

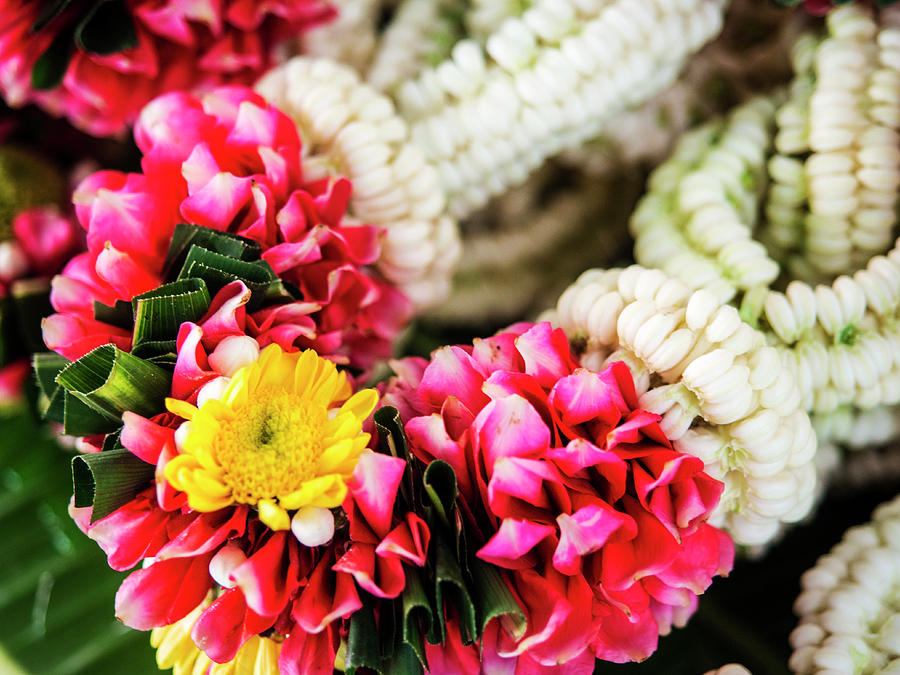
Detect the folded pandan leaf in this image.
<box><xmin>348</xmin><ymin>406</ymin><xmax>524</xmax><ymax>674</ymax></box>
<box><xmin>72</xmin><ymin>449</ymin><xmax>155</xmax><ymax>522</ymax></box>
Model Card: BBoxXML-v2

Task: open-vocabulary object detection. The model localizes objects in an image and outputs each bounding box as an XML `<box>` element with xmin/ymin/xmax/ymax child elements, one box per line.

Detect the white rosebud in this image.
<box><xmin>208</xmin><ymin>336</ymin><xmax>260</xmax><ymax>377</ymax></box>
<box><xmin>174</xmin><ymin>421</ymin><xmax>191</xmax><ymax>452</ymax></box>
<box><xmin>291</xmin><ymin>506</ymin><xmax>335</xmax><ymax>547</ymax></box>
<box><xmin>197</xmin><ymin>377</ymin><xmax>231</xmax><ymax>408</ymax></box>
<box><xmin>0</xmin><ymin>241</ymin><xmax>28</xmax><ymax>282</ymax></box>
<box><xmin>209</xmin><ymin>544</ymin><xmax>247</xmax><ymax>589</ymax></box>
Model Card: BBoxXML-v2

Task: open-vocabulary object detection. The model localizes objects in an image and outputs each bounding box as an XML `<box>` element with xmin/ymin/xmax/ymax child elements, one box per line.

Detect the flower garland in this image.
<box><xmin>381</xmin><ymin>321</ymin><xmax>733</xmax><ymax>667</ymax></box>
<box><xmin>42</xmin><ymin>86</ymin><xmax>413</xmax><ymax>374</ymax></box>
<box><xmin>387</xmin><ymin>0</ymin><xmax>728</xmax><ymax>218</ymax></box>
<box><xmin>548</xmin><ymin>265</ymin><xmax>818</xmax><ymax>546</ymax></box>
<box><xmin>256</xmin><ymin>57</ymin><xmax>461</xmax><ymax>310</ymax></box>
<box><xmin>628</xmin><ymin>5</ymin><xmax>900</xmax><ymax>452</ymax></box>
<box><xmin>790</xmin><ymin>493</ymin><xmax>900</xmax><ymax>673</ymax></box>
<box><xmin>0</xmin><ymin>0</ymin><xmax>333</xmax><ymax>136</ymax></box>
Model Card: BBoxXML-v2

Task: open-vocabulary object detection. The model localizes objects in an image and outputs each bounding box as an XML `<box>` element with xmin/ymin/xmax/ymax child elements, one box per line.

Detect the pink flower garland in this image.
<box><xmin>43</xmin><ymin>86</ymin><xmax>411</xmax><ymax>374</ymax></box>
<box><xmin>70</xmin><ymin>311</ymin><xmax>429</xmax><ymax>673</ymax></box>
<box><xmin>0</xmin><ymin>0</ymin><xmax>333</xmax><ymax>136</ymax></box>
<box><xmin>383</xmin><ymin>322</ymin><xmax>735</xmax><ymax>671</ymax></box>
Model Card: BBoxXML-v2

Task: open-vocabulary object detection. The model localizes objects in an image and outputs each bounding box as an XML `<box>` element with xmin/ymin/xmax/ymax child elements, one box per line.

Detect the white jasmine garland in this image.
<box><xmin>301</xmin><ymin>0</ymin><xmax>382</xmax><ymax>72</ymax></box>
<box><xmin>367</xmin><ymin>0</ymin><xmax>466</xmax><ymax>91</ymax></box>
<box><xmin>629</xmin><ymin>4</ymin><xmax>900</xmax><ymax>425</ymax></box>
<box><xmin>790</xmin><ymin>494</ymin><xmax>900</xmax><ymax>674</ymax></box>
<box><xmin>391</xmin><ymin>0</ymin><xmax>728</xmax><ymax>218</ymax></box>
<box><xmin>256</xmin><ymin>57</ymin><xmax>461</xmax><ymax>309</ymax></box>
<box><xmin>547</xmin><ymin>264</ymin><xmax>818</xmax><ymax>546</ymax></box>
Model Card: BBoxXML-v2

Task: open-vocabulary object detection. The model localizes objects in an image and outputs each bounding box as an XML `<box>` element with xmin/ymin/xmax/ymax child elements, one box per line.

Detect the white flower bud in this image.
<box><xmin>208</xmin><ymin>336</ymin><xmax>260</xmax><ymax>377</ymax></box>
<box><xmin>291</xmin><ymin>506</ymin><xmax>335</xmax><ymax>547</ymax></box>
<box><xmin>209</xmin><ymin>544</ymin><xmax>247</xmax><ymax>589</ymax></box>
<box><xmin>0</xmin><ymin>241</ymin><xmax>28</xmax><ymax>282</ymax></box>
<box><xmin>197</xmin><ymin>377</ymin><xmax>230</xmax><ymax>408</ymax></box>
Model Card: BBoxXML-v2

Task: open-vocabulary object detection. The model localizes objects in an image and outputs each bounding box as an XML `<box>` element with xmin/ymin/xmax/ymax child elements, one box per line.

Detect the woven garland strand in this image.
<box><xmin>790</xmin><ymin>493</ymin><xmax>900</xmax><ymax>674</ymax></box>
<box><xmin>256</xmin><ymin>57</ymin><xmax>460</xmax><ymax>310</ymax></box>
<box><xmin>547</xmin><ymin>264</ymin><xmax>818</xmax><ymax>546</ymax></box>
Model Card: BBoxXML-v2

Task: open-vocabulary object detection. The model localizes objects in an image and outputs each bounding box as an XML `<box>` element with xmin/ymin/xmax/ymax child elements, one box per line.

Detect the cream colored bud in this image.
<box><xmin>209</xmin><ymin>336</ymin><xmax>261</xmax><ymax>377</ymax></box>
<box><xmin>209</xmin><ymin>544</ymin><xmax>247</xmax><ymax>589</ymax></box>
<box><xmin>291</xmin><ymin>506</ymin><xmax>336</xmax><ymax>547</ymax></box>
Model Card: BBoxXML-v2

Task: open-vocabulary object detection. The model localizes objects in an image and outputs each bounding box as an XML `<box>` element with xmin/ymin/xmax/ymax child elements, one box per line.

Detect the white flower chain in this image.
<box><xmin>547</xmin><ymin>265</ymin><xmax>818</xmax><ymax>546</ymax></box>
<box><xmin>367</xmin><ymin>0</ymin><xmax>466</xmax><ymax>91</ymax></box>
<box><xmin>763</xmin><ymin>6</ymin><xmax>900</xmax><ymax>280</ymax></box>
<box><xmin>388</xmin><ymin>0</ymin><xmax>727</xmax><ymax>218</ymax></box>
<box><xmin>630</xmin><ymin>6</ymin><xmax>900</xmax><ymax>420</ymax></box>
<box><xmin>256</xmin><ymin>57</ymin><xmax>461</xmax><ymax>309</ymax></box>
<box><xmin>301</xmin><ymin>0</ymin><xmax>382</xmax><ymax>72</ymax></box>
<box><xmin>790</xmin><ymin>493</ymin><xmax>900</xmax><ymax>674</ymax></box>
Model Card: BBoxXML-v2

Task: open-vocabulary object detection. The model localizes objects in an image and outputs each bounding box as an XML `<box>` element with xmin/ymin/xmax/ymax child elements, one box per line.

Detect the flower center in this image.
<box><xmin>213</xmin><ymin>386</ymin><xmax>328</xmax><ymax>504</ymax></box>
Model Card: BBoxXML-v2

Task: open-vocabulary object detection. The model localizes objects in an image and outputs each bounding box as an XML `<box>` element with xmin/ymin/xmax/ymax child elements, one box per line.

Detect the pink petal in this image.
<box><xmin>293</xmin><ymin>553</ymin><xmax>362</xmax><ymax>634</ymax></box>
<box><xmin>513</xmin><ymin>322</ymin><xmax>578</xmax><ymax>388</ymax></box>
<box><xmin>115</xmin><ymin>553</ymin><xmax>214</xmax><ymax>630</ymax></box>
<box><xmin>553</xmin><ymin>501</ymin><xmax>636</xmax><ymax>575</ymax></box>
<box><xmin>346</xmin><ymin>451</ymin><xmax>405</xmax><ymax>540</ymax></box>
<box><xmin>229</xmin><ymin>531</ymin><xmax>300</xmax><ymax>617</ymax></box>
<box><xmin>419</xmin><ymin>345</ymin><xmax>489</xmax><ymax>414</ymax></box>
<box><xmin>374</xmin><ymin>512</ymin><xmax>430</xmax><ymax>567</ymax></box>
<box><xmin>279</xmin><ymin>624</ymin><xmax>336</xmax><ymax>675</ymax></box>
<box><xmin>477</xmin><ymin>519</ymin><xmax>555</xmax><ymax>569</ymax></box>
<box><xmin>156</xmin><ymin>507</ymin><xmax>248</xmax><ymax>559</ymax></box>
<box><xmin>332</xmin><ymin>543</ymin><xmax>407</xmax><ymax>599</ymax></box>
<box><xmin>473</xmin><ymin>395</ymin><xmax>550</xmax><ymax>474</ymax></box>
<box><xmin>120</xmin><ymin>412</ymin><xmax>175</xmax><ymax>465</ymax></box>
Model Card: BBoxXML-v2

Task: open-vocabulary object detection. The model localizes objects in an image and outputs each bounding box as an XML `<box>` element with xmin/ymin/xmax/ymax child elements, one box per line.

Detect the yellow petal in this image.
<box><xmin>279</xmin><ymin>475</ymin><xmax>347</xmax><ymax>510</ymax></box>
<box><xmin>340</xmin><ymin>389</ymin><xmax>378</xmax><ymax>421</ymax></box>
<box><xmin>257</xmin><ymin>499</ymin><xmax>290</xmax><ymax>530</ymax></box>
<box><xmin>166</xmin><ymin>398</ymin><xmax>198</xmax><ymax>421</ymax></box>
<box><xmin>317</xmin><ymin>438</ymin><xmax>358</xmax><ymax>474</ymax></box>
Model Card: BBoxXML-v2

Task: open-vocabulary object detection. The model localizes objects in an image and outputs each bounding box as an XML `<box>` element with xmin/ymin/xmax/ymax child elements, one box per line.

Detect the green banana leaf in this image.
<box><xmin>0</xmin><ymin>408</ymin><xmax>158</xmax><ymax>675</ymax></box>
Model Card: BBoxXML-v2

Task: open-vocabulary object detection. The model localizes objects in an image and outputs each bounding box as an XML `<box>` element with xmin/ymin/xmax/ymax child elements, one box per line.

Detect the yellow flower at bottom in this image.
<box><xmin>151</xmin><ymin>601</ymin><xmax>280</xmax><ymax>675</ymax></box>
<box><xmin>164</xmin><ymin>344</ymin><xmax>378</xmax><ymax>531</ymax></box>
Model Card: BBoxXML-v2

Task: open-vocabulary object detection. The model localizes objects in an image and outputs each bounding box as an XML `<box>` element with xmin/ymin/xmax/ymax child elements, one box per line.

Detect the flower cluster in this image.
<box><xmin>0</xmin><ymin>0</ymin><xmax>333</xmax><ymax>136</ymax></box>
<box><xmin>43</xmin><ymin>86</ymin><xmax>411</xmax><ymax>374</ymax></box>
<box><xmin>790</xmin><ymin>493</ymin><xmax>900</xmax><ymax>673</ymax></box>
<box><xmin>551</xmin><ymin>265</ymin><xmax>819</xmax><ymax>546</ymax></box>
<box><xmin>70</xmin><ymin>321</ymin><xmax>428</xmax><ymax>674</ymax></box>
<box><xmin>382</xmin><ymin>321</ymin><xmax>734</xmax><ymax>668</ymax></box>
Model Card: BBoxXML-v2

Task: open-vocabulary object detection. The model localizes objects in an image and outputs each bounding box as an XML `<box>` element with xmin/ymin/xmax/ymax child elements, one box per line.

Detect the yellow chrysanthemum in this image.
<box><xmin>164</xmin><ymin>344</ymin><xmax>378</xmax><ymax>531</ymax></box>
<box><xmin>151</xmin><ymin>601</ymin><xmax>281</xmax><ymax>675</ymax></box>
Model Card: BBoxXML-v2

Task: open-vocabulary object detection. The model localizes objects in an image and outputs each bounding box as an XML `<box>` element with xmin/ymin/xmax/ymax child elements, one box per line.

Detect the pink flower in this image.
<box><xmin>70</xmin><ymin>314</ymin><xmax>427</xmax><ymax>672</ymax></box>
<box><xmin>44</xmin><ymin>87</ymin><xmax>412</xmax><ymax>373</ymax></box>
<box><xmin>384</xmin><ymin>321</ymin><xmax>735</xmax><ymax>668</ymax></box>
<box><xmin>0</xmin><ymin>0</ymin><xmax>333</xmax><ymax>136</ymax></box>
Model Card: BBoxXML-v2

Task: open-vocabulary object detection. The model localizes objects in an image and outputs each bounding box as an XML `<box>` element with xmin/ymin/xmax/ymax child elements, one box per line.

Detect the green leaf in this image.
<box><xmin>74</xmin><ymin>0</ymin><xmax>138</xmax><ymax>55</ymax></box>
<box><xmin>131</xmin><ymin>278</ymin><xmax>210</xmax><ymax>351</ymax></box>
<box><xmin>469</xmin><ymin>559</ymin><xmax>526</xmax><ymax>642</ymax></box>
<box><xmin>55</xmin><ymin>345</ymin><xmax>171</xmax><ymax>428</ymax></box>
<box><xmin>399</xmin><ymin>571</ymin><xmax>432</xmax><ymax>667</ymax></box>
<box><xmin>33</xmin><ymin>352</ymin><xmax>71</xmax><ymax>423</ymax></box>
<box><xmin>63</xmin><ymin>391</ymin><xmax>121</xmax><ymax>436</ymax></box>
<box><xmin>31</xmin><ymin>28</ymin><xmax>74</xmax><ymax>90</ymax></box>
<box><xmin>164</xmin><ymin>224</ymin><xmax>262</xmax><ymax>278</ymax></box>
<box><xmin>345</xmin><ymin>599</ymin><xmax>382</xmax><ymax>675</ymax></box>
<box><xmin>93</xmin><ymin>300</ymin><xmax>134</xmax><ymax>330</ymax></box>
<box><xmin>422</xmin><ymin>460</ymin><xmax>456</xmax><ymax>530</ymax></box>
<box><xmin>131</xmin><ymin>340</ymin><xmax>177</xmax><ymax>360</ymax></box>
<box><xmin>428</xmin><ymin>532</ymin><xmax>477</xmax><ymax>646</ymax></box>
<box><xmin>72</xmin><ymin>449</ymin><xmax>154</xmax><ymax>522</ymax></box>
<box><xmin>33</xmin><ymin>353</ymin><xmax>70</xmax><ymax>399</ymax></box>
<box><xmin>384</xmin><ymin>645</ymin><xmax>424</xmax><ymax>675</ymax></box>
<box><xmin>177</xmin><ymin>245</ymin><xmax>281</xmax><ymax>310</ymax></box>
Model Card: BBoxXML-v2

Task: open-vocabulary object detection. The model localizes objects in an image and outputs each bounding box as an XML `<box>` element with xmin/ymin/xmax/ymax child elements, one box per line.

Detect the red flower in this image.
<box><xmin>44</xmin><ymin>87</ymin><xmax>411</xmax><ymax>373</ymax></box>
<box><xmin>0</xmin><ymin>0</ymin><xmax>333</xmax><ymax>136</ymax></box>
<box><xmin>384</xmin><ymin>321</ymin><xmax>735</xmax><ymax>668</ymax></box>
